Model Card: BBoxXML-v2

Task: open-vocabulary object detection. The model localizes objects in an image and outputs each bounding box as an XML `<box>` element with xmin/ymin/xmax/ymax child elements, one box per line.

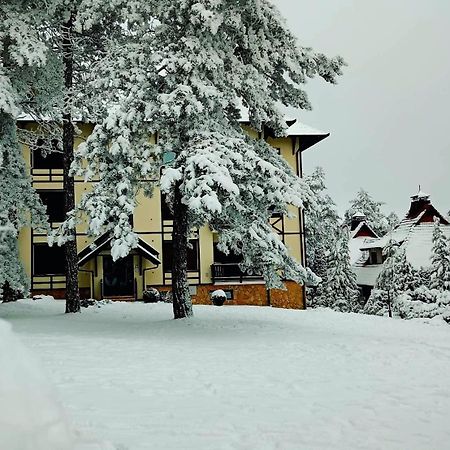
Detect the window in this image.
<box><xmin>213</xmin><ymin>243</ymin><xmax>242</xmax><ymax>264</ymax></box>
<box><xmin>161</xmin><ymin>194</ymin><xmax>173</xmax><ymax>220</ymax></box>
<box><xmin>32</xmin><ymin>139</ymin><xmax>63</xmax><ymax>169</ymax></box>
<box><xmin>369</xmin><ymin>249</ymin><xmax>382</xmax><ymax>265</ymax></box>
<box><xmin>33</xmin><ymin>244</ymin><xmax>66</xmax><ymax>275</ymax></box>
<box><xmin>163</xmin><ymin>240</ymin><xmax>199</xmax><ymax>272</ymax></box>
<box><xmin>38</xmin><ymin>191</ymin><xmax>65</xmax><ymax>223</ymax></box>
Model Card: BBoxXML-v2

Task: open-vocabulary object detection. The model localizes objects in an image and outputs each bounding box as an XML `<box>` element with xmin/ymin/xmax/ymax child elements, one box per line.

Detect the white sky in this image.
<box><xmin>273</xmin><ymin>0</ymin><xmax>450</xmax><ymax>217</ymax></box>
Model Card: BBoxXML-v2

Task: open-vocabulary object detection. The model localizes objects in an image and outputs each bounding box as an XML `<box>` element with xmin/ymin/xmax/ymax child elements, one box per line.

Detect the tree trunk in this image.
<box><xmin>62</xmin><ymin>12</ymin><xmax>80</xmax><ymax>313</ymax></box>
<box><xmin>171</xmin><ymin>180</ymin><xmax>193</xmax><ymax>319</ymax></box>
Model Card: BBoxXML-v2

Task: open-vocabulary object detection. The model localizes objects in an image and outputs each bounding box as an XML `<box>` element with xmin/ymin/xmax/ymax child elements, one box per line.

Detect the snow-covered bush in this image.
<box><xmin>394</xmin><ymin>287</ymin><xmax>450</xmax><ymax>320</ymax></box>
<box><xmin>363</xmin><ymin>289</ymin><xmax>390</xmax><ymax>316</ymax></box>
<box><xmin>211</xmin><ymin>289</ymin><xmax>227</xmax><ymax>307</ymax></box>
<box><xmin>143</xmin><ymin>288</ymin><xmax>160</xmax><ymax>303</ymax></box>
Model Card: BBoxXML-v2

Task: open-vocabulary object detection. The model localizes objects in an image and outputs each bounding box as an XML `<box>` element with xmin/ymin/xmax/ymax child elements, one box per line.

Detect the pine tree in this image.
<box><xmin>386</xmin><ymin>211</ymin><xmax>400</xmax><ymax>231</ymax></box>
<box><xmin>61</xmin><ymin>1</ymin><xmax>345</xmax><ymax>318</ymax></box>
<box><xmin>304</xmin><ymin>167</ymin><xmax>341</xmax><ymax>279</ymax></box>
<box><xmin>344</xmin><ymin>189</ymin><xmax>389</xmax><ymax>236</ymax></box>
<box><xmin>304</xmin><ymin>167</ymin><xmax>341</xmax><ymax>306</ymax></box>
<box><xmin>393</xmin><ymin>248</ymin><xmax>419</xmax><ymax>293</ymax></box>
<box><xmin>367</xmin><ymin>239</ymin><xmax>400</xmax><ymax>316</ymax></box>
<box><xmin>3</xmin><ymin>1</ymin><xmax>128</xmax><ymax>311</ymax></box>
<box><xmin>430</xmin><ymin>218</ymin><xmax>450</xmax><ymax>290</ymax></box>
<box><xmin>319</xmin><ymin>228</ymin><xmax>360</xmax><ymax>312</ymax></box>
<box><xmin>0</xmin><ymin>5</ymin><xmax>50</xmax><ymax>301</ymax></box>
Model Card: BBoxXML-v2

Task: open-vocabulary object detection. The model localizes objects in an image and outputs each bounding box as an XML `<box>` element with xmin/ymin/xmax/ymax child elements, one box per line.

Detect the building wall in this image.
<box><xmin>18</xmin><ymin>122</ymin><xmax>306</xmax><ymax>309</ymax></box>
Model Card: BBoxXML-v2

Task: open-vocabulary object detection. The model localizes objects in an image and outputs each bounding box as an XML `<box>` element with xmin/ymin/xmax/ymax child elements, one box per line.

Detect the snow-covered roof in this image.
<box><xmin>352</xmin><ymin>194</ymin><xmax>450</xmax><ymax>286</ymax></box>
<box><xmin>237</xmin><ymin>108</ymin><xmax>329</xmax><ymax>143</ymax></box>
<box><xmin>78</xmin><ymin>234</ymin><xmax>160</xmax><ymax>266</ymax></box>
<box><xmin>352</xmin><ymin>265</ymin><xmax>384</xmax><ymax>287</ymax></box>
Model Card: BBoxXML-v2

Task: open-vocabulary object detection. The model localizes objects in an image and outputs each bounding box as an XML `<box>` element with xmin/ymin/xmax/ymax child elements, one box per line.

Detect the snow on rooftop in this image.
<box><xmin>237</xmin><ymin>105</ymin><xmax>328</xmax><ymax>137</ymax></box>
<box><xmin>412</xmin><ymin>188</ymin><xmax>430</xmax><ymax>200</ymax></box>
<box><xmin>352</xmin><ymin>264</ymin><xmax>384</xmax><ymax>286</ymax></box>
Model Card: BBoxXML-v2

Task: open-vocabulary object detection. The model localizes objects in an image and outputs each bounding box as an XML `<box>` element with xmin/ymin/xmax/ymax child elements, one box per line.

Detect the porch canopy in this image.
<box><xmin>78</xmin><ymin>233</ymin><xmax>161</xmax><ymax>266</ymax></box>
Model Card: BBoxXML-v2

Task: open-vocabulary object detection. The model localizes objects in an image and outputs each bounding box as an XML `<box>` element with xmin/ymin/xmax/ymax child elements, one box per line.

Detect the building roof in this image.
<box><xmin>352</xmin><ymin>191</ymin><xmax>450</xmax><ymax>286</ymax></box>
<box><xmin>78</xmin><ymin>233</ymin><xmax>160</xmax><ymax>266</ymax></box>
<box><xmin>352</xmin><ymin>264</ymin><xmax>384</xmax><ymax>287</ymax></box>
<box><xmin>237</xmin><ymin>108</ymin><xmax>329</xmax><ymax>149</ymax></box>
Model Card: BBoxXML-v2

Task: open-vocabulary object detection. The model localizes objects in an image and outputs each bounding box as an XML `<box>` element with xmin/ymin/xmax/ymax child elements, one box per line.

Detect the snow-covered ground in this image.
<box><xmin>1</xmin><ymin>299</ymin><xmax>450</xmax><ymax>450</ymax></box>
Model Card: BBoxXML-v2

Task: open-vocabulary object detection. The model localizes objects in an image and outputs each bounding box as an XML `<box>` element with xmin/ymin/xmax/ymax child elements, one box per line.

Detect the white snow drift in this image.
<box><xmin>1</xmin><ymin>299</ymin><xmax>450</xmax><ymax>450</ymax></box>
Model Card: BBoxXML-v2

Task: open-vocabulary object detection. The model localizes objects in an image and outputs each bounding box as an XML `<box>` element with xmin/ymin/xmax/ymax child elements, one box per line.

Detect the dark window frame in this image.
<box><xmin>32</xmin><ymin>139</ymin><xmax>64</xmax><ymax>169</ymax></box>
<box><xmin>163</xmin><ymin>240</ymin><xmax>199</xmax><ymax>272</ymax></box>
<box><xmin>33</xmin><ymin>243</ymin><xmax>66</xmax><ymax>276</ymax></box>
<box><xmin>37</xmin><ymin>190</ymin><xmax>65</xmax><ymax>223</ymax></box>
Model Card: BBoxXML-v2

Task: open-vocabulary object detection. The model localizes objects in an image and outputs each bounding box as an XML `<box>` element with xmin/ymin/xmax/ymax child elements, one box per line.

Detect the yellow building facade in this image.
<box><xmin>17</xmin><ymin>119</ymin><xmax>328</xmax><ymax>309</ymax></box>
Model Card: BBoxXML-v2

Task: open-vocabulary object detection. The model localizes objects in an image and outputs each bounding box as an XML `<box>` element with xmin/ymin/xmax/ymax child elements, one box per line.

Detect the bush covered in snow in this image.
<box><xmin>211</xmin><ymin>289</ymin><xmax>227</xmax><ymax>306</ymax></box>
<box><xmin>143</xmin><ymin>288</ymin><xmax>161</xmax><ymax>303</ymax></box>
<box><xmin>363</xmin><ymin>289</ymin><xmax>390</xmax><ymax>316</ymax></box>
<box><xmin>394</xmin><ymin>288</ymin><xmax>450</xmax><ymax>321</ymax></box>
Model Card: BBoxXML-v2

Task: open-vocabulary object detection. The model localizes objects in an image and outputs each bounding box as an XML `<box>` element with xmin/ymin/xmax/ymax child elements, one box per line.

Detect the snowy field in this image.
<box><xmin>1</xmin><ymin>299</ymin><xmax>450</xmax><ymax>450</ymax></box>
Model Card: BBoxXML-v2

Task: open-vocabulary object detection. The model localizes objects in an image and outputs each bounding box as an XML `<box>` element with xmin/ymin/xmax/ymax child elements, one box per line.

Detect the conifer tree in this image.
<box><xmin>0</xmin><ymin>4</ymin><xmax>50</xmax><ymax>301</ymax></box>
<box><xmin>386</xmin><ymin>211</ymin><xmax>400</xmax><ymax>231</ymax></box>
<box><xmin>344</xmin><ymin>189</ymin><xmax>389</xmax><ymax>236</ymax></box>
<box><xmin>430</xmin><ymin>218</ymin><xmax>450</xmax><ymax>290</ymax></box>
<box><xmin>365</xmin><ymin>239</ymin><xmax>400</xmax><ymax>317</ymax></box>
<box><xmin>62</xmin><ymin>0</ymin><xmax>345</xmax><ymax>318</ymax></box>
<box><xmin>304</xmin><ymin>167</ymin><xmax>341</xmax><ymax>306</ymax></box>
<box><xmin>3</xmin><ymin>1</ymin><xmax>128</xmax><ymax>311</ymax></box>
<box><xmin>393</xmin><ymin>248</ymin><xmax>419</xmax><ymax>293</ymax></box>
<box><xmin>304</xmin><ymin>167</ymin><xmax>341</xmax><ymax>280</ymax></box>
<box><xmin>321</xmin><ymin>228</ymin><xmax>360</xmax><ymax>312</ymax></box>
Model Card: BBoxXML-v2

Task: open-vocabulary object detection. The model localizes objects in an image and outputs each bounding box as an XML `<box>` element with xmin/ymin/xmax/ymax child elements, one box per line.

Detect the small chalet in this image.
<box><xmin>352</xmin><ymin>190</ymin><xmax>450</xmax><ymax>298</ymax></box>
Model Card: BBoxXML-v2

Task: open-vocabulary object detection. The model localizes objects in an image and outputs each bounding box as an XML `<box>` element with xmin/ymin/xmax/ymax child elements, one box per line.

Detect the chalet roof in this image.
<box><xmin>347</xmin><ymin>219</ymin><xmax>379</xmax><ymax>267</ymax></box>
<box><xmin>78</xmin><ymin>233</ymin><xmax>160</xmax><ymax>266</ymax></box>
<box><xmin>17</xmin><ymin>111</ymin><xmax>329</xmax><ymax>148</ymax></box>
<box><xmin>357</xmin><ymin>192</ymin><xmax>450</xmax><ymax>271</ymax></box>
<box><xmin>352</xmin><ymin>265</ymin><xmax>383</xmax><ymax>287</ymax></box>
<box><xmin>237</xmin><ymin>108</ymin><xmax>329</xmax><ymax>150</ymax></box>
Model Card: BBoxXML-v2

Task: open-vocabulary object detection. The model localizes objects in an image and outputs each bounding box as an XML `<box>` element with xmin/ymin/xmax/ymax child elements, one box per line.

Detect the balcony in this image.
<box><xmin>211</xmin><ymin>263</ymin><xmax>262</xmax><ymax>283</ymax></box>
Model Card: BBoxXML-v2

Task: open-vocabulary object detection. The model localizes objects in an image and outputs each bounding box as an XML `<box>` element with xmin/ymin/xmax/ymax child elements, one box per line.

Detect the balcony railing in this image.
<box><xmin>211</xmin><ymin>263</ymin><xmax>262</xmax><ymax>283</ymax></box>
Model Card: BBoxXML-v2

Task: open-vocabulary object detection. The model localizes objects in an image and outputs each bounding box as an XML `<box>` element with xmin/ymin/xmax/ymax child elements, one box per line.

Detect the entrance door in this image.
<box><xmin>103</xmin><ymin>255</ymin><xmax>134</xmax><ymax>297</ymax></box>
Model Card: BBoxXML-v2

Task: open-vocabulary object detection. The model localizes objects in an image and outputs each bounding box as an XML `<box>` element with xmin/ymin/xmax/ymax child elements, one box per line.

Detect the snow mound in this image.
<box><xmin>0</xmin><ymin>319</ymin><xmax>74</xmax><ymax>450</ymax></box>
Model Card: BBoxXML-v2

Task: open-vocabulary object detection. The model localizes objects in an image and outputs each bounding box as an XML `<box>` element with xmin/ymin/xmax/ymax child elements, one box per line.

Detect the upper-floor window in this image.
<box><xmin>163</xmin><ymin>240</ymin><xmax>199</xmax><ymax>272</ymax></box>
<box><xmin>38</xmin><ymin>190</ymin><xmax>65</xmax><ymax>223</ymax></box>
<box><xmin>161</xmin><ymin>194</ymin><xmax>173</xmax><ymax>220</ymax></box>
<box><xmin>33</xmin><ymin>243</ymin><xmax>66</xmax><ymax>275</ymax></box>
<box><xmin>213</xmin><ymin>243</ymin><xmax>242</xmax><ymax>265</ymax></box>
<box><xmin>368</xmin><ymin>249</ymin><xmax>383</xmax><ymax>265</ymax></box>
<box><xmin>32</xmin><ymin>139</ymin><xmax>63</xmax><ymax>169</ymax></box>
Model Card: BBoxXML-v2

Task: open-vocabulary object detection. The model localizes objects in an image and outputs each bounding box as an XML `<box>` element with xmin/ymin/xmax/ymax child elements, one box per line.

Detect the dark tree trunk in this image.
<box><xmin>62</xmin><ymin>12</ymin><xmax>80</xmax><ymax>313</ymax></box>
<box><xmin>171</xmin><ymin>180</ymin><xmax>193</xmax><ymax>319</ymax></box>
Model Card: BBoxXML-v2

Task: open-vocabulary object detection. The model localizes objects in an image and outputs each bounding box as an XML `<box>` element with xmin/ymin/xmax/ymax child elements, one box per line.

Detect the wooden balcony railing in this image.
<box><xmin>211</xmin><ymin>263</ymin><xmax>262</xmax><ymax>283</ymax></box>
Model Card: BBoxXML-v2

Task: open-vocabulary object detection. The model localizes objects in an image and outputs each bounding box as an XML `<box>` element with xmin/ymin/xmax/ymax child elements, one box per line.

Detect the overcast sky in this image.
<box><xmin>273</xmin><ymin>0</ymin><xmax>450</xmax><ymax>218</ymax></box>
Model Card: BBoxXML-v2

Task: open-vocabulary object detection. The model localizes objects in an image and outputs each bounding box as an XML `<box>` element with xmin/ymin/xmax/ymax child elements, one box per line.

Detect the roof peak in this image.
<box><xmin>411</xmin><ymin>187</ymin><xmax>430</xmax><ymax>202</ymax></box>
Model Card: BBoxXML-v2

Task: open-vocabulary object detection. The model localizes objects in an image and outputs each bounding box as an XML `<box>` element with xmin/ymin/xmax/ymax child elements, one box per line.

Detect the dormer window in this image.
<box><xmin>369</xmin><ymin>249</ymin><xmax>383</xmax><ymax>265</ymax></box>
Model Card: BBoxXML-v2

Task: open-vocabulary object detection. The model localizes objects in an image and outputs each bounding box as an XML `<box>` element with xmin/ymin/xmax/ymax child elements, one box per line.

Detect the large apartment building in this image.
<box><xmin>17</xmin><ymin>117</ymin><xmax>329</xmax><ymax>309</ymax></box>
